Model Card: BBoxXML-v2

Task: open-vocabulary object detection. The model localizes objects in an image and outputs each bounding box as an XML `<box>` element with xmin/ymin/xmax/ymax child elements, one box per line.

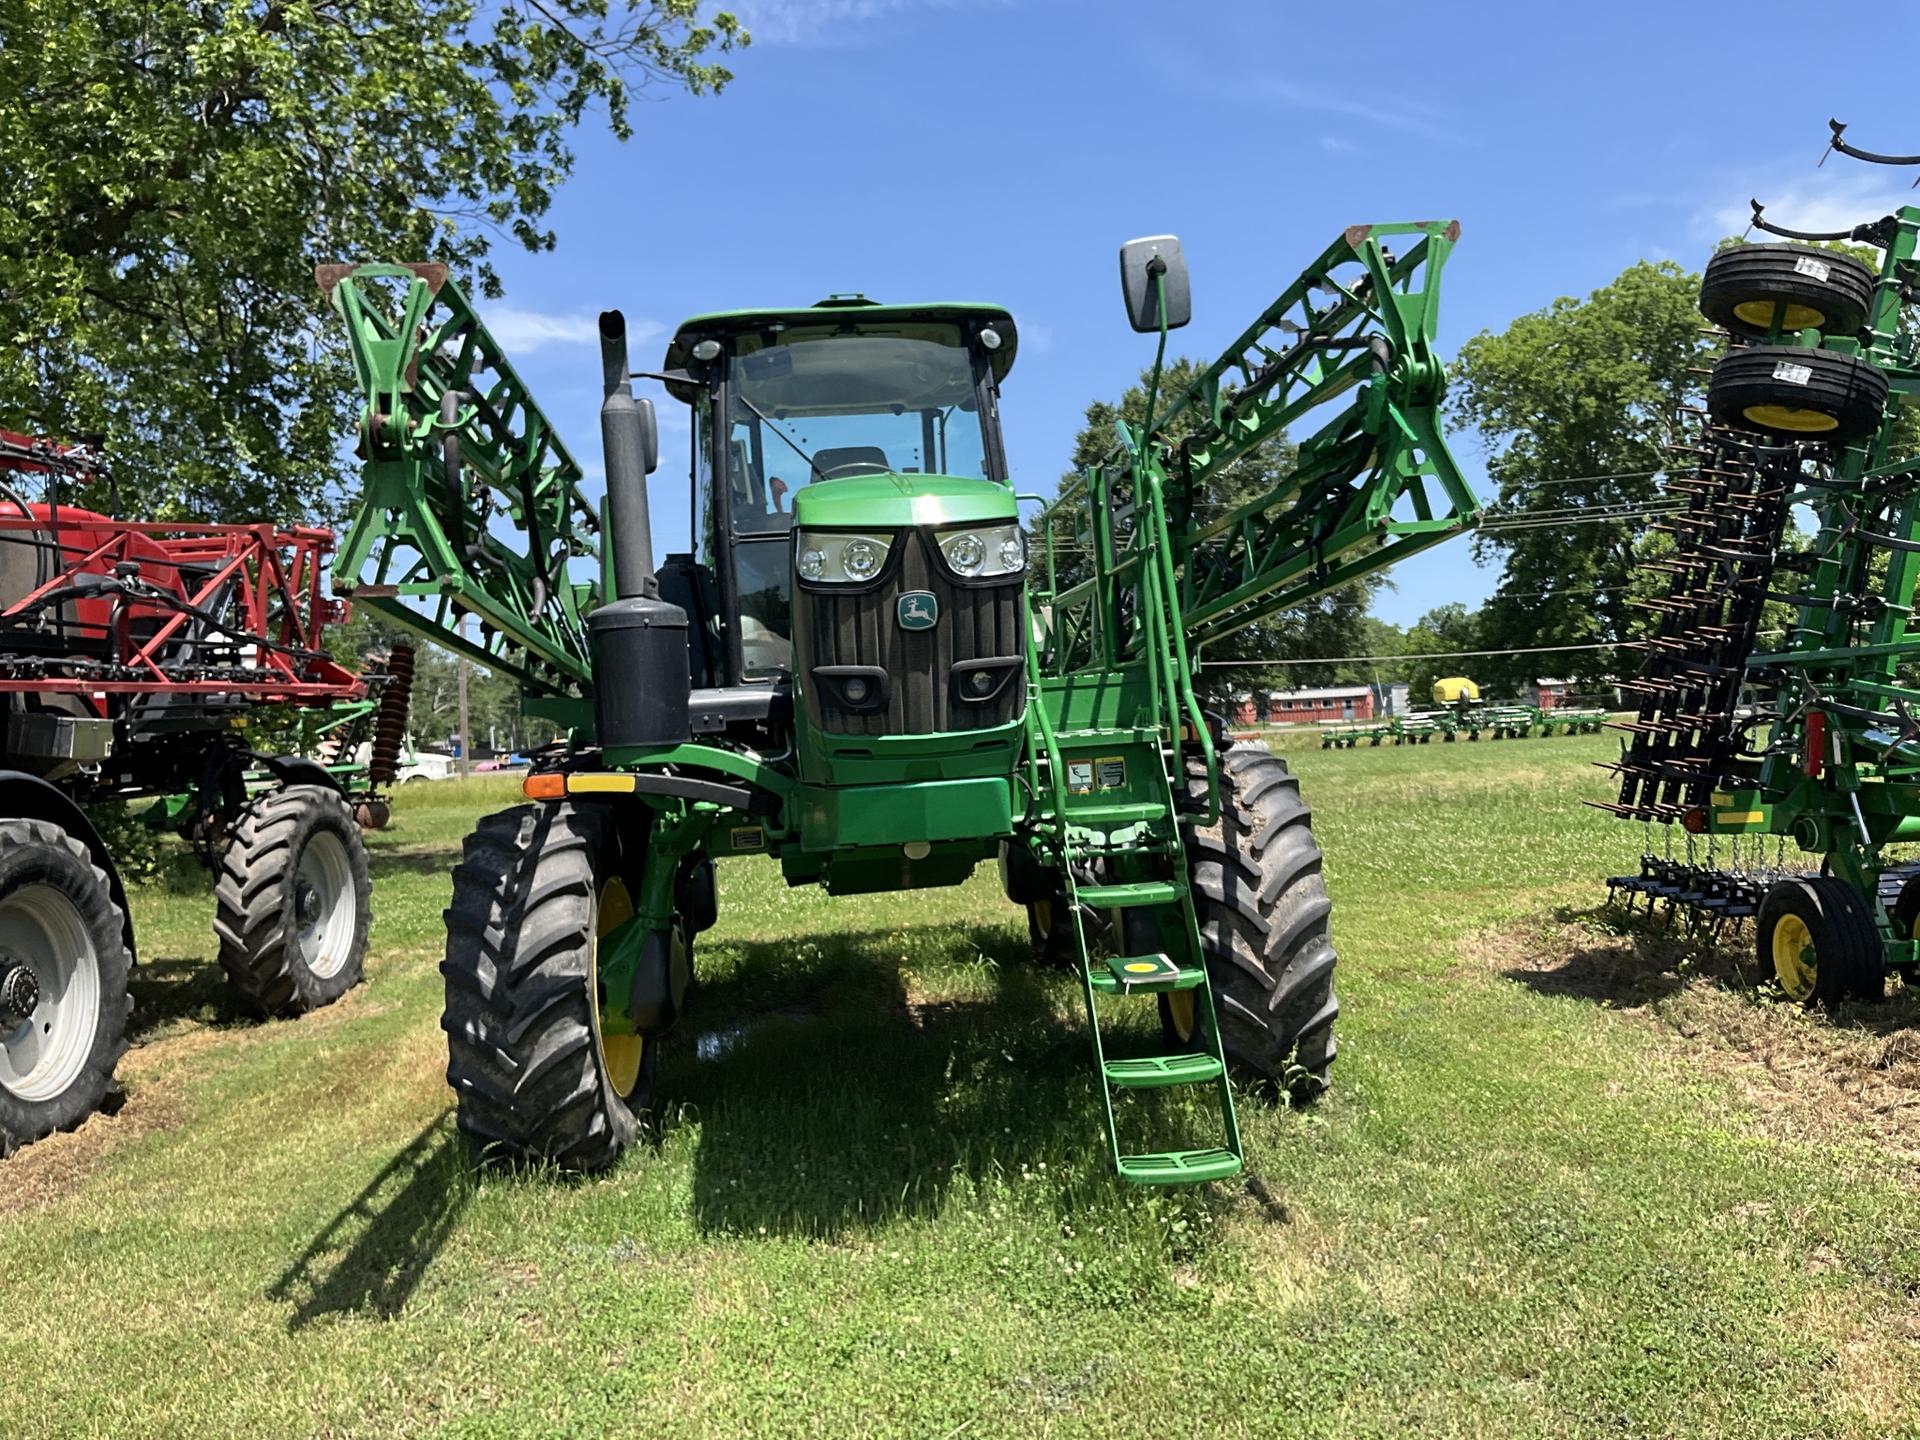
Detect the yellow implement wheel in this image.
<box><xmin>1741</xmin><ymin>404</ymin><xmax>1839</xmax><ymax>434</ymax></box>
<box><xmin>1769</xmin><ymin>911</ymin><xmax>1818</xmax><ymax>1003</ymax></box>
<box><xmin>592</xmin><ymin>877</ymin><xmax>646</xmax><ymax>1100</ymax></box>
<box><xmin>1755</xmin><ymin>876</ymin><xmax>1885</xmax><ymax>1007</ymax></box>
<box><xmin>1730</xmin><ymin>299</ymin><xmax>1828</xmax><ymax>333</ymax></box>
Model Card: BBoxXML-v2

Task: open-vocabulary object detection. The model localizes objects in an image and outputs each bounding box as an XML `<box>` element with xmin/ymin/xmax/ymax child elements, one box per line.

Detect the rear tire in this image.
<box><xmin>213</xmin><ymin>784</ymin><xmax>370</xmax><ymax>1017</ymax></box>
<box><xmin>441</xmin><ymin>803</ymin><xmax>656</xmax><ymax>1172</ymax></box>
<box><xmin>1699</xmin><ymin>243</ymin><xmax>1874</xmax><ymax>339</ymax></box>
<box><xmin>1707</xmin><ymin>345</ymin><xmax>1888</xmax><ymax>444</ymax></box>
<box><xmin>1756</xmin><ymin>875</ymin><xmax>1884</xmax><ymax>1005</ymax></box>
<box><xmin>1172</xmin><ymin>743</ymin><xmax>1338</xmax><ymax>1100</ymax></box>
<box><xmin>0</xmin><ymin>819</ymin><xmax>131</xmax><ymax>1155</ymax></box>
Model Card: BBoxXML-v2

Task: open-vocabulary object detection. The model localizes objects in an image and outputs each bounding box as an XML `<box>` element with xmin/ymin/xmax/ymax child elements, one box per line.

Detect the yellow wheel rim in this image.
<box><xmin>1166</xmin><ymin>990</ymin><xmax>1197</xmax><ymax>1043</ymax></box>
<box><xmin>592</xmin><ymin>876</ymin><xmax>645</xmax><ymax>1100</ymax></box>
<box><xmin>1744</xmin><ymin>404</ymin><xmax>1839</xmax><ymax>434</ymax></box>
<box><xmin>1772</xmin><ymin>912</ymin><xmax>1818</xmax><ymax>1003</ymax></box>
<box><xmin>1732</xmin><ymin>299</ymin><xmax>1827</xmax><ymax>332</ymax></box>
<box><xmin>1031</xmin><ymin>899</ymin><xmax>1053</xmax><ymax>939</ymax></box>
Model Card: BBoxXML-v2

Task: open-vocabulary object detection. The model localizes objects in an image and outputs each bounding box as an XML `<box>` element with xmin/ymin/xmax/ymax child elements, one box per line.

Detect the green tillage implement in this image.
<box><xmin>1605</xmin><ymin>125</ymin><xmax>1920</xmax><ymax>1006</ymax></box>
<box><xmin>321</xmin><ymin>221</ymin><xmax>1479</xmax><ymax>1184</ymax></box>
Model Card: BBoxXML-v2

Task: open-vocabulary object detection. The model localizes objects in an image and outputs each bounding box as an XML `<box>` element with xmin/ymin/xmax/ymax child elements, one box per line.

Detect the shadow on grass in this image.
<box><xmin>1501</xmin><ymin>903</ymin><xmax>1920</xmax><ymax>1036</ymax></box>
<box><xmin>124</xmin><ymin>956</ymin><xmax>255</xmax><ymax>1041</ymax></box>
<box><xmin>364</xmin><ymin>848</ymin><xmax>466</xmax><ymax>881</ymax></box>
<box><xmin>670</xmin><ymin>922</ymin><xmax>1213</xmax><ymax>1239</ymax></box>
<box><xmin>269</xmin><ymin>1109</ymin><xmax>468</xmax><ymax>1330</ymax></box>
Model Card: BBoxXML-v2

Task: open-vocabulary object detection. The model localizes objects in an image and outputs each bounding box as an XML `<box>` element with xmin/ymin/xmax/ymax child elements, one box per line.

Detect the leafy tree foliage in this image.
<box><xmin>0</xmin><ymin>0</ymin><xmax>743</xmax><ymax>522</ymax></box>
<box><xmin>1448</xmin><ymin>260</ymin><xmax>1708</xmax><ymax>691</ymax></box>
<box><xmin>1055</xmin><ymin>358</ymin><xmax>1380</xmax><ymax>701</ymax></box>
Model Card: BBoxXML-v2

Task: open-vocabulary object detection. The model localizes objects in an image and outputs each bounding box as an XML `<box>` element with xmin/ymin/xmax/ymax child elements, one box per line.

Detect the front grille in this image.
<box><xmin>795</xmin><ymin>530</ymin><xmax>1024</xmax><ymax>736</ymax></box>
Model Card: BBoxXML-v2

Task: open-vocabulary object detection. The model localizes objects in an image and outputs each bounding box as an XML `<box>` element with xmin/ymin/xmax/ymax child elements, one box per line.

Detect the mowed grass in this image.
<box><xmin>8</xmin><ymin>737</ymin><xmax>1920</xmax><ymax>1436</ymax></box>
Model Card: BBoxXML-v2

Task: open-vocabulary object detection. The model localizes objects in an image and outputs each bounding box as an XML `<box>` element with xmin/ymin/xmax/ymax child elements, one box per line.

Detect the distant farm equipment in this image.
<box><xmin>0</xmin><ymin>433</ymin><xmax>402</xmax><ymax>1154</ymax></box>
<box><xmin>1320</xmin><ymin>676</ymin><xmax>1607</xmax><ymax>747</ymax></box>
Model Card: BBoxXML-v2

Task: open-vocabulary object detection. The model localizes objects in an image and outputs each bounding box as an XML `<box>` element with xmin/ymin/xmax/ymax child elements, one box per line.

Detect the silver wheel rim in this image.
<box><xmin>0</xmin><ymin>883</ymin><xmax>101</xmax><ymax>1104</ymax></box>
<box><xmin>296</xmin><ymin>831</ymin><xmax>356</xmax><ymax>980</ymax></box>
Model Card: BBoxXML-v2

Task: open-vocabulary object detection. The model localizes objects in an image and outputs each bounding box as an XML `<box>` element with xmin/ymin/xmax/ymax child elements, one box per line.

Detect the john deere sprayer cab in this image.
<box><xmin>323</xmin><ymin>221</ymin><xmax>1476</xmax><ymax>1183</ymax></box>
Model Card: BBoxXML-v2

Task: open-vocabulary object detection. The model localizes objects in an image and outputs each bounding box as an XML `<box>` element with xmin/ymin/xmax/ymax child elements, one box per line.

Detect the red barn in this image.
<box><xmin>1262</xmin><ymin>685</ymin><xmax>1374</xmax><ymax>725</ymax></box>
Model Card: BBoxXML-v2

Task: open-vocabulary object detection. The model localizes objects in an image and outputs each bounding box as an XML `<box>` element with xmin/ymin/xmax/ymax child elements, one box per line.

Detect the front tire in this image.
<box><xmin>441</xmin><ymin>803</ymin><xmax>656</xmax><ymax>1172</ymax></box>
<box><xmin>1173</xmin><ymin>743</ymin><xmax>1338</xmax><ymax>1100</ymax></box>
<box><xmin>0</xmin><ymin>820</ymin><xmax>131</xmax><ymax>1155</ymax></box>
<box><xmin>213</xmin><ymin>784</ymin><xmax>370</xmax><ymax>1017</ymax></box>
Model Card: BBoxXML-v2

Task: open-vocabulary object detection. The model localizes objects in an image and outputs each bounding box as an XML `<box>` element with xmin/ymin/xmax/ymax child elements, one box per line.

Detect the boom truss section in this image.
<box><xmin>1037</xmin><ymin>220</ymin><xmax>1479</xmax><ymax>675</ymax></box>
<box><xmin>320</xmin><ymin>263</ymin><xmax>602</xmax><ymax>702</ymax></box>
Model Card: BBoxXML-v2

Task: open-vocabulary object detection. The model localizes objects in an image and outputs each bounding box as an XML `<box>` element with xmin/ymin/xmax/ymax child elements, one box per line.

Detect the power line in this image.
<box><xmin>1203</xmin><ymin>640</ymin><xmax>1625</xmax><ymax>667</ymax></box>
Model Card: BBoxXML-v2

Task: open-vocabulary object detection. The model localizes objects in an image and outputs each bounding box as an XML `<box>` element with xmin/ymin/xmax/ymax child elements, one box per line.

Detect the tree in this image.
<box><xmin>0</xmin><ymin>0</ymin><xmax>744</xmax><ymax>523</ymax></box>
<box><xmin>1055</xmin><ymin>357</ymin><xmax>1381</xmax><ymax>702</ymax></box>
<box><xmin>1399</xmin><ymin>601</ymin><xmax>1481</xmax><ymax>706</ymax></box>
<box><xmin>1448</xmin><ymin>260</ymin><xmax>1709</xmax><ymax>691</ymax></box>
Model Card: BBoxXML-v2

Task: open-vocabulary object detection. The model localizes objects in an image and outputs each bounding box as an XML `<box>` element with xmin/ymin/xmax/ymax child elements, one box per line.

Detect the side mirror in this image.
<box><xmin>634</xmin><ymin>395</ymin><xmax>659</xmax><ymax>474</ymax></box>
<box><xmin>1119</xmin><ymin>235</ymin><xmax>1191</xmax><ymax>333</ymax></box>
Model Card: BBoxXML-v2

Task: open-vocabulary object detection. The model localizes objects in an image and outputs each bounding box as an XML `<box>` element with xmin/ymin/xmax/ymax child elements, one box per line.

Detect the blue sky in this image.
<box><xmin>476</xmin><ymin>0</ymin><xmax>1920</xmax><ymax>628</ymax></box>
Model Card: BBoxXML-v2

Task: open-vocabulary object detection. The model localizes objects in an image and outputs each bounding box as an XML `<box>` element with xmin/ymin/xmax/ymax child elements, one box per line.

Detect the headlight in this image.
<box><xmin>939</xmin><ymin>523</ymin><xmax>1026</xmax><ymax>580</ymax></box>
<box><xmin>793</xmin><ymin>531</ymin><xmax>894</xmax><ymax>584</ymax></box>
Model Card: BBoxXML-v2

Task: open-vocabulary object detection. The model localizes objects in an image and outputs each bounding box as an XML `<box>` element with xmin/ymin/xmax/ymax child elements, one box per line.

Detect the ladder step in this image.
<box><xmin>1116</xmin><ymin>1147</ymin><xmax>1242</xmax><ymax>1186</ymax></box>
<box><xmin>1102</xmin><ymin>1053</ymin><xmax>1223</xmax><ymax>1089</ymax></box>
<box><xmin>1098</xmin><ymin>951</ymin><xmax>1191</xmax><ymax>990</ymax></box>
<box><xmin>1089</xmin><ymin>963</ymin><xmax>1204</xmax><ymax>995</ymax></box>
<box><xmin>1075</xmin><ymin>880</ymin><xmax>1182</xmax><ymax>908</ymax></box>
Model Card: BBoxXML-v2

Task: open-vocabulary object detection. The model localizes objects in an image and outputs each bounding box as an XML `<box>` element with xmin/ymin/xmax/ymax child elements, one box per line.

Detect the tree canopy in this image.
<box><xmin>0</xmin><ymin>0</ymin><xmax>744</xmax><ymax>522</ymax></box>
<box><xmin>1448</xmin><ymin>259</ymin><xmax>1708</xmax><ymax>690</ymax></box>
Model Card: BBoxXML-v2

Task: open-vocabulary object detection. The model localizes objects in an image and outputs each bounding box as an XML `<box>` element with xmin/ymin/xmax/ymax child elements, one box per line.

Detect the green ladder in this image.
<box><xmin>1051</xmin><ymin>730</ymin><xmax>1242</xmax><ymax>1187</ymax></box>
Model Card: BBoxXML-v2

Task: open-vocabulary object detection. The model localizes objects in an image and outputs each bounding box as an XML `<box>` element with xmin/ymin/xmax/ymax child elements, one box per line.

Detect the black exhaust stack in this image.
<box><xmin>586</xmin><ymin>309</ymin><xmax>691</xmax><ymax>749</ymax></box>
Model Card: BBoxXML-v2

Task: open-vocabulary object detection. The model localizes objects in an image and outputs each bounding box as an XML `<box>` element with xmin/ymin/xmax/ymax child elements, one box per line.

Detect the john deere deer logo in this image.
<box><xmin>896</xmin><ymin>591</ymin><xmax>938</xmax><ymax>631</ymax></box>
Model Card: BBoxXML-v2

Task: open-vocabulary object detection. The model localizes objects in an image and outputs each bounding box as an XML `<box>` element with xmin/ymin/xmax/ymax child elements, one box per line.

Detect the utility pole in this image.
<box><xmin>456</xmin><ymin>613</ymin><xmax>471</xmax><ymax>779</ymax></box>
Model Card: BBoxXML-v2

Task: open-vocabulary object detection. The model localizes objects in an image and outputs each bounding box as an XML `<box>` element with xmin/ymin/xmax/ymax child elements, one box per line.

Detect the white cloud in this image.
<box><xmin>480</xmin><ymin>305</ymin><xmax>664</xmax><ymax>354</ymax></box>
<box><xmin>1319</xmin><ymin>136</ymin><xmax>1358</xmax><ymax>154</ymax></box>
<box><xmin>1699</xmin><ymin>167</ymin><xmax>1914</xmax><ymax>242</ymax></box>
<box><xmin>1259</xmin><ymin>79</ymin><xmax>1475</xmax><ymax>148</ymax></box>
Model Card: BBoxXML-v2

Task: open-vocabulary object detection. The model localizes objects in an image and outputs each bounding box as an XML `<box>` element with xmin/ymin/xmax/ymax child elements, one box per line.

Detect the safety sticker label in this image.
<box><xmin>1066</xmin><ymin>760</ymin><xmax>1095</xmax><ymax>794</ymax></box>
<box><xmin>729</xmin><ymin>825</ymin><xmax>765</xmax><ymax>851</ymax></box>
<box><xmin>1095</xmin><ymin>756</ymin><xmax>1127</xmax><ymax>790</ymax></box>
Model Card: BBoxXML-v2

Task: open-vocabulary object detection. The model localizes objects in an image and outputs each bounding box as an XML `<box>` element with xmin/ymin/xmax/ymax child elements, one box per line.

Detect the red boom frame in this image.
<box><xmin>0</xmin><ymin>431</ymin><xmax>363</xmax><ymax>704</ymax></box>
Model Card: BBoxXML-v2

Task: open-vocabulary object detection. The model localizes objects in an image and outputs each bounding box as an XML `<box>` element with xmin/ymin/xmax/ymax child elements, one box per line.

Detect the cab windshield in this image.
<box><xmin>724</xmin><ymin>324</ymin><xmax>992</xmax><ymax>533</ymax></box>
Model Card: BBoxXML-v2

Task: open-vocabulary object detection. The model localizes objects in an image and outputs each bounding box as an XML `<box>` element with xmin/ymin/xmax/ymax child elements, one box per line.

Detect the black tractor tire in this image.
<box><xmin>1707</xmin><ymin>345</ymin><xmax>1888</xmax><ymax>445</ymax></box>
<box><xmin>0</xmin><ymin>819</ymin><xmax>131</xmax><ymax>1155</ymax></box>
<box><xmin>1756</xmin><ymin>874</ymin><xmax>1885</xmax><ymax>1006</ymax></box>
<box><xmin>213</xmin><ymin>784</ymin><xmax>370</xmax><ymax>1018</ymax></box>
<box><xmin>441</xmin><ymin>803</ymin><xmax>656</xmax><ymax>1172</ymax></box>
<box><xmin>1166</xmin><ymin>743</ymin><xmax>1338</xmax><ymax>1100</ymax></box>
<box><xmin>1699</xmin><ymin>243</ymin><xmax>1874</xmax><ymax>340</ymax></box>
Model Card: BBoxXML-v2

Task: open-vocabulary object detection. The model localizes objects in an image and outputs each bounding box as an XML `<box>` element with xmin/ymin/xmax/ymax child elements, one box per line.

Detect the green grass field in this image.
<box><xmin>10</xmin><ymin>734</ymin><xmax>1920</xmax><ymax>1437</ymax></box>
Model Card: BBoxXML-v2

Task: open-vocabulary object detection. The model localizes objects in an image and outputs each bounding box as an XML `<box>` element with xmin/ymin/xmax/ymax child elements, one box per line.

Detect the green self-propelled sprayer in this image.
<box><xmin>321</xmin><ymin>223</ymin><xmax>1477</xmax><ymax>1183</ymax></box>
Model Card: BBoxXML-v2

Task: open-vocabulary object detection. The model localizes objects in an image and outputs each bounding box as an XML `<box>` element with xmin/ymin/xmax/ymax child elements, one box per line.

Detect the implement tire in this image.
<box><xmin>214</xmin><ymin>784</ymin><xmax>370</xmax><ymax>1017</ymax></box>
<box><xmin>1699</xmin><ymin>243</ymin><xmax>1874</xmax><ymax>339</ymax></box>
<box><xmin>1707</xmin><ymin>345</ymin><xmax>1887</xmax><ymax>444</ymax></box>
<box><xmin>1171</xmin><ymin>743</ymin><xmax>1338</xmax><ymax>1100</ymax></box>
<box><xmin>0</xmin><ymin>819</ymin><xmax>131</xmax><ymax>1155</ymax></box>
<box><xmin>1756</xmin><ymin>874</ymin><xmax>1884</xmax><ymax>1006</ymax></box>
<box><xmin>441</xmin><ymin>803</ymin><xmax>655</xmax><ymax>1172</ymax></box>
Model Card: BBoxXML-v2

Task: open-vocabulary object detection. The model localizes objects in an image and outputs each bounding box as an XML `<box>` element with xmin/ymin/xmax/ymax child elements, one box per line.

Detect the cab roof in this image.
<box><xmin>662</xmin><ymin>295</ymin><xmax>1017</xmax><ymax>405</ymax></box>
